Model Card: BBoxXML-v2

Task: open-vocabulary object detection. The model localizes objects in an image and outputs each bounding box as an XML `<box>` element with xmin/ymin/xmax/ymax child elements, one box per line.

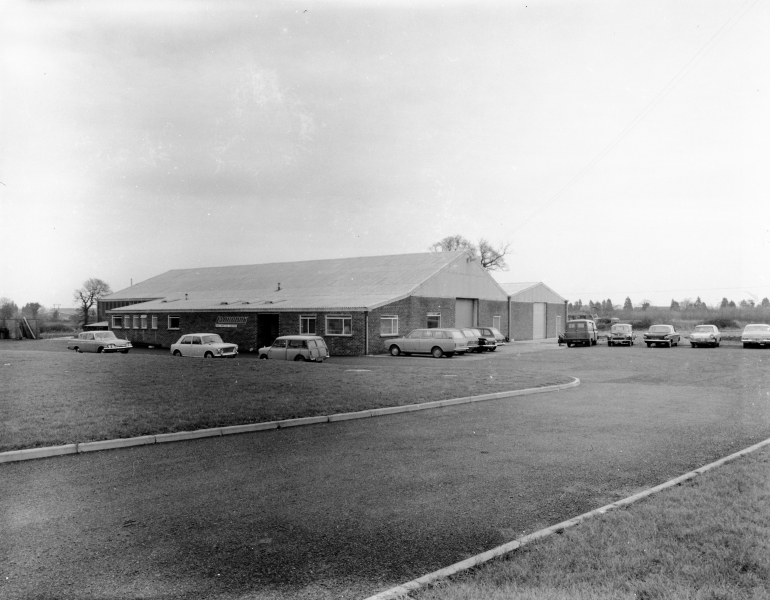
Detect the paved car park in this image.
<box><xmin>2</xmin><ymin>342</ymin><xmax>770</xmax><ymax>600</ymax></box>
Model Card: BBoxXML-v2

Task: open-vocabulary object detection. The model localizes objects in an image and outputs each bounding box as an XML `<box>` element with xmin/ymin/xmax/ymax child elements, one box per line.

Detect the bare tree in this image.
<box><xmin>477</xmin><ymin>239</ymin><xmax>510</xmax><ymax>271</ymax></box>
<box><xmin>428</xmin><ymin>235</ymin><xmax>478</xmax><ymax>260</ymax></box>
<box><xmin>73</xmin><ymin>278</ymin><xmax>112</xmax><ymax>327</ymax></box>
<box><xmin>22</xmin><ymin>302</ymin><xmax>42</xmax><ymax>319</ymax></box>
<box><xmin>429</xmin><ymin>235</ymin><xmax>510</xmax><ymax>271</ymax></box>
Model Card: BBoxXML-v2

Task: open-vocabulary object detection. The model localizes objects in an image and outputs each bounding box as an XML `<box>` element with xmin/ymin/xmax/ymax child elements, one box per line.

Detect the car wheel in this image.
<box><xmin>608</xmin><ymin>341</ymin><xmax>613</xmax><ymax>346</ymax></box>
<box><xmin>646</xmin><ymin>343</ymin><xmax>651</xmax><ymax>347</ymax></box>
<box><xmin>446</xmin><ymin>352</ymin><xmax>455</xmax><ymax>358</ymax></box>
<box><xmin>431</xmin><ymin>346</ymin><xmax>444</xmax><ymax>358</ymax></box>
<box><xmin>390</xmin><ymin>345</ymin><xmax>401</xmax><ymax>357</ymax></box>
<box><xmin>97</xmin><ymin>347</ymin><xmax>104</xmax><ymax>353</ymax></box>
<box><xmin>743</xmin><ymin>343</ymin><xmax>749</xmax><ymax>349</ymax></box>
<box><xmin>715</xmin><ymin>342</ymin><xmax>720</xmax><ymax>348</ymax></box>
<box><xmin>120</xmin><ymin>349</ymin><xmax>129</xmax><ymax>354</ymax></box>
<box><xmin>259</xmin><ymin>354</ymin><xmax>268</xmax><ymax>359</ymax></box>
<box><xmin>567</xmin><ymin>342</ymin><xmax>572</xmax><ymax>347</ymax></box>
<box><xmin>173</xmin><ymin>350</ymin><xmax>182</xmax><ymax>357</ymax></box>
<box><xmin>489</xmin><ymin>347</ymin><xmax>496</xmax><ymax>352</ymax></box>
<box><xmin>204</xmin><ymin>352</ymin><xmax>214</xmax><ymax>359</ymax></box>
<box><xmin>294</xmin><ymin>355</ymin><xmax>306</xmax><ymax>362</ymax></box>
<box><xmin>71</xmin><ymin>346</ymin><xmax>79</xmax><ymax>352</ymax></box>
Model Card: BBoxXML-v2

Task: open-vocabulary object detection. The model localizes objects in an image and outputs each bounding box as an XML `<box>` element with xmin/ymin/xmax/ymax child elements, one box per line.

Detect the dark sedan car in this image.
<box><xmin>643</xmin><ymin>324</ymin><xmax>681</xmax><ymax>348</ymax></box>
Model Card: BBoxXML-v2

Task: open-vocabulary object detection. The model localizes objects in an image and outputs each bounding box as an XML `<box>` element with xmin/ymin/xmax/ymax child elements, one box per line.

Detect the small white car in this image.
<box><xmin>68</xmin><ymin>331</ymin><xmax>132</xmax><ymax>354</ymax></box>
<box><xmin>258</xmin><ymin>335</ymin><xmax>329</xmax><ymax>362</ymax></box>
<box><xmin>170</xmin><ymin>333</ymin><xmax>238</xmax><ymax>358</ymax></box>
<box><xmin>690</xmin><ymin>325</ymin><xmax>721</xmax><ymax>348</ymax></box>
<box><xmin>741</xmin><ymin>324</ymin><xmax>770</xmax><ymax>348</ymax></box>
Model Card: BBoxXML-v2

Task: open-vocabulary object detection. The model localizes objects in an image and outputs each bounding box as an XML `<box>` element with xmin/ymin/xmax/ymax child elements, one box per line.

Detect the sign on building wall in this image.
<box><xmin>215</xmin><ymin>316</ymin><xmax>248</xmax><ymax>328</ymax></box>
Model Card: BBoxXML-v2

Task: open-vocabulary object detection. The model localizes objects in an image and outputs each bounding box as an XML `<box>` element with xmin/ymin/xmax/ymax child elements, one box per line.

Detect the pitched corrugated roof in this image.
<box><xmin>498</xmin><ymin>282</ymin><xmax>540</xmax><ymax>295</ymax></box>
<box><xmin>105</xmin><ymin>251</ymin><xmax>469</xmax><ymax>312</ymax></box>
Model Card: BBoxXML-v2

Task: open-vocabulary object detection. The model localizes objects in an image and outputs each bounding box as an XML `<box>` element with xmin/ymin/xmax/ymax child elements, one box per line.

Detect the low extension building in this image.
<box><xmin>99</xmin><ymin>251</ymin><xmax>523</xmax><ymax>355</ymax></box>
<box><xmin>498</xmin><ymin>282</ymin><xmax>568</xmax><ymax>341</ymax></box>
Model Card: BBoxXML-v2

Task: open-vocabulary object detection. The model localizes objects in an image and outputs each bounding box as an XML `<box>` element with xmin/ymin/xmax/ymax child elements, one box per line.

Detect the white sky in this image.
<box><xmin>2</xmin><ymin>0</ymin><xmax>769</xmax><ymax>309</ymax></box>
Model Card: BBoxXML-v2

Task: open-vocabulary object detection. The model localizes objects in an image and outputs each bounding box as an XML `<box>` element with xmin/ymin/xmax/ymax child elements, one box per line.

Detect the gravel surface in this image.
<box><xmin>2</xmin><ymin>341</ymin><xmax>770</xmax><ymax>600</ymax></box>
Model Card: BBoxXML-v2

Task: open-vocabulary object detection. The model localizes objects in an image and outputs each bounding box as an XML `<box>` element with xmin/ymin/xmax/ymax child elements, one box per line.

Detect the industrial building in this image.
<box><xmin>99</xmin><ymin>252</ymin><xmax>566</xmax><ymax>355</ymax></box>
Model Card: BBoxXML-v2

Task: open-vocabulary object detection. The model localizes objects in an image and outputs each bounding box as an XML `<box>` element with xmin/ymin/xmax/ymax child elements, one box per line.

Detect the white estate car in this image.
<box><xmin>741</xmin><ymin>324</ymin><xmax>770</xmax><ymax>348</ymax></box>
<box><xmin>170</xmin><ymin>333</ymin><xmax>238</xmax><ymax>358</ymax></box>
<box><xmin>68</xmin><ymin>331</ymin><xmax>132</xmax><ymax>354</ymax></box>
<box><xmin>689</xmin><ymin>325</ymin><xmax>721</xmax><ymax>348</ymax></box>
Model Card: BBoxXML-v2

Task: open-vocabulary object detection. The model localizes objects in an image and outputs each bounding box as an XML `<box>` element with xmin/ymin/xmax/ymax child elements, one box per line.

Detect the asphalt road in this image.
<box><xmin>3</xmin><ymin>341</ymin><xmax>770</xmax><ymax>600</ymax></box>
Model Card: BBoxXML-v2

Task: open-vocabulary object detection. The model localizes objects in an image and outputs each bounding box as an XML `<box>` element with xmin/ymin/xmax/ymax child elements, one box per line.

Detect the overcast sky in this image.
<box><xmin>2</xmin><ymin>0</ymin><xmax>769</xmax><ymax>309</ymax></box>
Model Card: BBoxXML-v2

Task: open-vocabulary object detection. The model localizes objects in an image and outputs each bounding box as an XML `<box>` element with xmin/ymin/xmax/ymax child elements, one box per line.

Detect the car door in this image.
<box><xmin>177</xmin><ymin>336</ymin><xmax>192</xmax><ymax>356</ymax></box>
<box><xmin>419</xmin><ymin>329</ymin><xmax>435</xmax><ymax>353</ymax></box>
<box><xmin>268</xmin><ymin>339</ymin><xmax>288</xmax><ymax>360</ymax></box>
<box><xmin>83</xmin><ymin>332</ymin><xmax>97</xmax><ymax>352</ymax></box>
<box><xmin>403</xmin><ymin>330</ymin><xmax>422</xmax><ymax>353</ymax></box>
<box><xmin>190</xmin><ymin>336</ymin><xmax>204</xmax><ymax>357</ymax></box>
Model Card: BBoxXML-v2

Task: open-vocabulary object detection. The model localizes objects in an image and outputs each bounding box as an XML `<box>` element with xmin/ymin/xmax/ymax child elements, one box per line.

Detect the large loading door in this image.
<box><xmin>533</xmin><ymin>302</ymin><xmax>546</xmax><ymax>339</ymax></box>
<box><xmin>455</xmin><ymin>298</ymin><xmax>475</xmax><ymax>328</ymax></box>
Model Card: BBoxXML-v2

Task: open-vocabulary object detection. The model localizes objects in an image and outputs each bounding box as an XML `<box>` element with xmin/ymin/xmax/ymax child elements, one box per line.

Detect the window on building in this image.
<box><xmin>151</xmin><ymin>315</ymin><xmax>158</xmax><ymax>330</ymax></box>
<box><xmin>493</xmin><ymin>316</ymin><xmax>501</xmax><ymax>330</ymax></box>
<box><xmin>326</xmin><ymin>315</ymin><xmax>352</xmax><ymax>336</ymax></box>
<box><xmin>140</xmin><ymin>315</ymin><xmax>148</xmax><ymax>329</ymax></box>
<box><xmin>168</xmin><ymin>316</ymin><xmax>180</xmax><ymax>330</ymax></box>
<box><xmin>427</xmin><ymin>313</ymin><xmax>441</xmax><ymax>328</ymax></box>
<box><xmin>380</xmin><ymin>315</ymin><xmax>398</xmax><ymax>336</ymax></box>
<box><xmin>133</xmin><ymin>315</ymin><xmax>140</xmax><ymax>329</ymax></box>
<box><xmin>300</xmin><ymin>315</ymin><xmax>316</xmax><ymax>335</ymax></box>
<box><xmin>112</xmin><ymin>316</ymin><xmax>123</xmax><ymax>329</ymax></box>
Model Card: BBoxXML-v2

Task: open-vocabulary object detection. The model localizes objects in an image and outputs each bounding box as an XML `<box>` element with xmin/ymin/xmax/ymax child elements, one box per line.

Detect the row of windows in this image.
<box><xmin>111</xmin><ymin>313</ymin><xmax>501</xmax><ymax>336</ymax></box>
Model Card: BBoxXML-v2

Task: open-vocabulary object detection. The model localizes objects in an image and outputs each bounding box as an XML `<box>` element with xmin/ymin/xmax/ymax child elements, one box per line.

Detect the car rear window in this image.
<box><xmin>745</xmin><ymin>325</ymin><xmax>770</xmax><ymax>332</ymax></box>
<box><xmin>452</xmin><ymin>331</ymin><xmax>466</xmax><ymax>339</ymax></box>
<box><xmin>568</xmin><ymin>322</ymin><xmax>586</xmax><ymax>330</ymax></box>
<box><xmin>649</xmin><ymin>326</ymin><xmax>671</xmax><ymax>333</ymax></box>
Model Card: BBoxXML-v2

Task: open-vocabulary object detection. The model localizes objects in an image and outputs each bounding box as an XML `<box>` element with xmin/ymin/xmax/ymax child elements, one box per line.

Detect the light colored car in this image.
<box><xmin>386</xmin><ymin>328</ymin><xmax>469</xmax><ymax>358</ymax></box>
<box><xmin>170</xmin><ymin>333</ymin><xmax>238</xmax><ymax>358</ymax></box>
<box><xmin>476</xmin><ymin>326</ymin><xmax>507</xmax><ymax>345</ymax></box>
<box><xmin>608</xmin><ymin>323</ymin><xmax>635</xmax><ymax>346</ymax></box>
<box><xmin>644</xmin><ymin>325</ymin><xmax>681</xmax><ymax>348</ymax></box>
<box><xmin>741</xmin><ymin>324</ymin><xmax>770</xmax><ymax>348</ymax></box>
<box><xmin>690</xmin><ymin>325</ymin><xmax>721</xmax><ymax>348</ymax></box>
<box><xmin>68</xmin><ymin>331</ymin><xmax>132</xmax><ymax>354</ymax></box>
<box><xmin>258</xmin><ymin>335</ymin><xmax>329</xmax><ymax>362</ymax></box>
<box><xmin>563</xmin><ymin>319</ymin><xmax>598</xmax><ymax>347</ymax></box>
<box><xmin>460</xmin><ymin>328</ymin><xmax>497</xmax><ymax>353</ymax></box>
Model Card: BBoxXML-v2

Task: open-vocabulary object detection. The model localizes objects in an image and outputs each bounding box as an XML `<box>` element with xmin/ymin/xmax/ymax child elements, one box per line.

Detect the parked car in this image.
<box><xmin>643</xmin><ymin>325</ymin><xmax>680</xmax><ymax>348</ymax></box>
<box><xmin>258</xmin><ymin>335</ymin><xmax>329</xmax><ymax>362</ymax></box>
<box><xmin>689</xmin><ymin>325</ymin><xmax>721</xmax><ymax>348</ymax></box>
<box><xmin>68</xmin><ymin>331</ymin><xmax>132</xmax><ymax>354</ymax></box>
<box><xmin>476</xmin><ymin>326</ymin><xmax>507</xmax><ymax>345</ymax></box>
<box><xmin>170</xmin><ymin>333</ymin><xmax>238</xmax><ymax>358</ymax></box>
<box><xmin>741</xmin><ymin>324</ymin><xmax>770</xmax><ymax>348</ymax></box>
<box><xmin>386</xmin><ymin>328</ymin><xmax>469</xmax><ymax>358</ymax></box>
<box><xmin>461</xmin><ymin>328</ymin><xmax>497</xmax><ymax>353</ymax></box>
<box><xmin>563</xmin><ymin>319</ymin><xmax>598</xmax><ymax>347</ymax></box>
<box><xmin>608</xmin><ymin>323</ymin><xmax>635</xmax><ymax>346</ymax></box>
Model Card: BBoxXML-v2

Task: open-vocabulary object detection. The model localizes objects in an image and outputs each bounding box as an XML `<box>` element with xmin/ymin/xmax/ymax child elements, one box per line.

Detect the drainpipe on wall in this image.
<box><xmin>364</xmin><ymin>311</ymin><xmax>369</xmax><ymax>356</ymax></box>
<box><xmin>508</xmin><ymin>296</ymin><xmax>512</xmax><ymax>342</ymax></box>
<box><xmin>564</xmin><ymin>300</ymin><xmax>568</xmax><ymax>333</ymax></box>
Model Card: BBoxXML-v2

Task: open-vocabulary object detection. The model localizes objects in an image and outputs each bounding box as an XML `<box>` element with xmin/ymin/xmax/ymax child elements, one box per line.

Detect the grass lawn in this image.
<box><xmin>0</xmin><ymin>342</ymin><xmax>570</xmax><ymax>451</ymax></box>
<box><xmin>414</xmin><ymin>446</ymin><xmax>770</xmax><ymax>600</ymax></box>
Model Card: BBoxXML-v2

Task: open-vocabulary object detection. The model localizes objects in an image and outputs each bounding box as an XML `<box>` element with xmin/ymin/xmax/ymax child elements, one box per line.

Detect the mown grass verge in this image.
<box><xmin>414</xmin><ymin>446</ymin><xmax>770</xmax><ymax>600</ymax></box>
<box><xmin>0</xmin><ymin>343</ymin><xmax>570</xmax><ymax>452</ymax></box>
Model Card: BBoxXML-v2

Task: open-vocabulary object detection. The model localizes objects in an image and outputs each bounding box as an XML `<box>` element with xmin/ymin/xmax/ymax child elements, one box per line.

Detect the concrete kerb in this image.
<box><xmin>0</xmin><ymin>378</ymin><xmax>580</xmax><ymax>465</ymax></box>
<box><xmin>362</xmin><ymin>435</ymin><xmax>770</xmax><ymax>600</ymax></box>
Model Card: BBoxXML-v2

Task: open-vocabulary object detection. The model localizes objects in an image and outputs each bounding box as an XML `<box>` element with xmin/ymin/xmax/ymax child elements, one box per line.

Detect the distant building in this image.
<box><xmin>498</xmin><ymin>282</ymin><xmax>568</xmax><ymax>341</ymax></box>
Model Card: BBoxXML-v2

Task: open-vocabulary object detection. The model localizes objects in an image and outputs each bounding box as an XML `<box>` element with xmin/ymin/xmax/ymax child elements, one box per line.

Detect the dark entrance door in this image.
<box><xmin>257</xmin><ymin>314</ymin><xmax>279</xmax><ymax>350</ymax></box>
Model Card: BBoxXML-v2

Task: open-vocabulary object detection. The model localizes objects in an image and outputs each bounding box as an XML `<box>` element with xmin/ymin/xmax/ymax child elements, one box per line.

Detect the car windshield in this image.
<box><xmin>450</xmin><ymin>331</ymin><xmax>465</xmax><ymax>339</ymax></box>
<box><xmin>201</xmin><ymin>334</ymin><xmax>224</xmax><ymax>344</ymax></box>
<box><xmin>694</xmin><ymin>326</ymin><xmax>714</xmax><ymax>333</ymax></box>
<box><xmin>745</xmin><ymin>325</ymin><xmax>770</xmax><ymax>332</ymax></box>
<box><xmin>649</xmin><ymin>326</ymin><xmax>671</xmax><ymax>333</ymax></box>
<box><xmin>489</xmin><ymin>328</ymin><xmax>502</xmax><ymax>335</ymax></box>
<box><xmin>611</xmin><ymin>325</ymin><xmax>631</xmax><ymax>333</ymax></box>
<box><xmin>94</xmin><ymin>332</ymin><xmax>117</xmax><ymax>340</ymax></box>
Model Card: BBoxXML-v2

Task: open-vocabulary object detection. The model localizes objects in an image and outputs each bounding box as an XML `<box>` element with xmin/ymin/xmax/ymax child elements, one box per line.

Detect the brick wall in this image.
<box><xmin>510</xmin><ymin>302</ymin><xmax>534</xmax><ymax>341</ymax></box>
